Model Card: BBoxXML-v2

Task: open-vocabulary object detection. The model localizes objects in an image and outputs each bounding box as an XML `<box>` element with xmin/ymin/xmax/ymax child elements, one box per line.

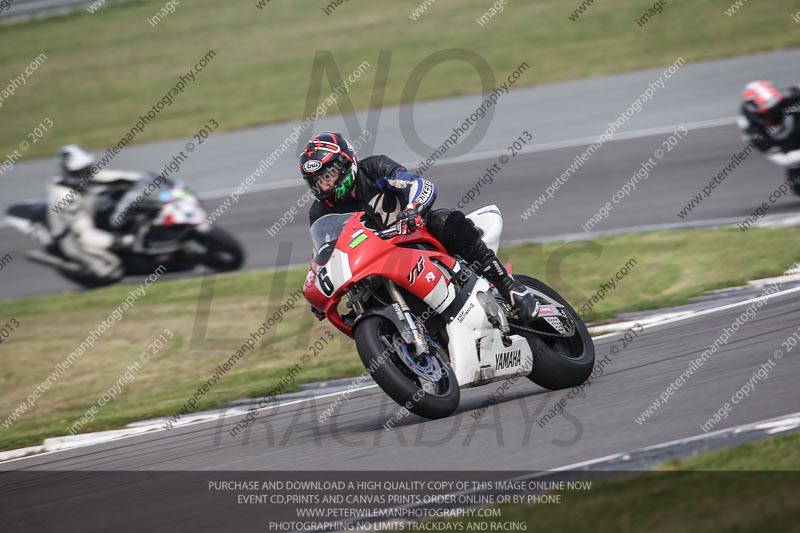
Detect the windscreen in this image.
<box><xmin>309</xmin><ymin>213</ymin><xmax>354</xmax><ymax>263</ymax></box>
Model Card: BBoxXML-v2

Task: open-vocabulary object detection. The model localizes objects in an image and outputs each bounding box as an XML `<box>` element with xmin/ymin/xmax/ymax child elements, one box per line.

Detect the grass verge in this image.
<box><xmin>1</xmin><ymin>0</ymin><xmax>799</xmax><ymax>158</ymax></box>
<box><xmin>441</xmin><ymin>431</ymin><xmax>800</xmax><ymax>532</ymax></box>
<box><xmin>1</xmin><ymin>225</ymin><xmax>799</xmax><ymax>451</ymax></box>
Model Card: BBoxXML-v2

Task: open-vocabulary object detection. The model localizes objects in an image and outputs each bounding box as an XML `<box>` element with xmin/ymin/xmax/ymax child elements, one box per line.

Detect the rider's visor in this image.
<box><xmin>312</xmin><ymin>167</ymin><xmax>341</xmax><ymax>190</ymax></box>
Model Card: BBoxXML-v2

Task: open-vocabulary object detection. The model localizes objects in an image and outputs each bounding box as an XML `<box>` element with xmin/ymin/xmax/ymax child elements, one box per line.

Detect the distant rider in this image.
<box><xmin>738</xmin><ymin>80</ymin><xmax>800</xmax><ymax>193</ymax></box>
<box><xmin>46</xmin><ymin>145</ymin><xmax>137</xmax><ymax>282</ymax></box>
<box><xmin>299</xmin><ymin>132</ymin><xmax>540</xmax><ymax>322</ymax></box>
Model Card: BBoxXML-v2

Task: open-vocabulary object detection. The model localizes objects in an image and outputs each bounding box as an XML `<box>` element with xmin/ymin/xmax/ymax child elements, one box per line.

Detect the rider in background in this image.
<box><xmin>738</xmin><ymin>80</ymin><xmax>800</xmax><ymax>193</ymax></box>
<box><xmin>46</xmin><ymin>145</ymin><xmax>137</xmax><ymax>282</ymax></box>
<box><xmin>300</xmin><ymin>132</ymin><xmax>540</xmax><ymax>322</ymax></box>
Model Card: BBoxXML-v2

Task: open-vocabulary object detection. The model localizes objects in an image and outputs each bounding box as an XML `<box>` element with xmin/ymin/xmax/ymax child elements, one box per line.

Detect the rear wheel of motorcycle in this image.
<box><xmin>57</xmin><ymin>269</ymin><xmax>118</xmax><ymax>289</ymax></box>
<box><xmin>201</xmin><ymin>226</ymin><xmax>244</xmax><ymax>271</ymax></box>
<box><xmin>354</xmin><ymin>316</ymin><xmax>460</xmax><ymax>420</ymax></box>
<box><xmin>510</xmin><ymin>275</ymin><xmax>595</xmax><ymax>391</ymax></box>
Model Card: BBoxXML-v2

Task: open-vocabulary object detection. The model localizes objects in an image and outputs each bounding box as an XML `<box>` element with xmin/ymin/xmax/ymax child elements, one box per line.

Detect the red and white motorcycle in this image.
<box><xmin>303</xmin><ymin>205</ymin><xmax>595</xmax><ymax>419</ymax></box>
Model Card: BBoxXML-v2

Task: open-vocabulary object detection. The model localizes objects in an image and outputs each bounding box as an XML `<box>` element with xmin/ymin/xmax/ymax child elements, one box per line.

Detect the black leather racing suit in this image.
<box><xmin>308</xmin><ymin>155</ymin><xmax>492</xmax><ymax>267</ymax></box>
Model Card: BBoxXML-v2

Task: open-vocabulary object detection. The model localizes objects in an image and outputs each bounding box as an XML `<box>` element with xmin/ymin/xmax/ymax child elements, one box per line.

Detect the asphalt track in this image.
<box><xmin>2</xmin><ymin>286</ymin><xmax>798</xmax><ymax>472</ymax></box>
<box><xmin>4</xmin><ymin>48</ymin><xmax>799</xmax><ymax>212</ymax></box>
<box><xmin>3</xmin><ymin>49</ymin><xmax>800</xmax><ymax>300</ymax></box>
<box><xmin>3</xmin><ymin>120</ymin><xmax>800</xmax><ymax>299</ymax></box>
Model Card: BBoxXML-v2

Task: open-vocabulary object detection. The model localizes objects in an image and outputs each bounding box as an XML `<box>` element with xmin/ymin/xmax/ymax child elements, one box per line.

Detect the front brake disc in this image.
<box><xmin>393</xmin><ymin>334</ymin><xmax>443</xmax><ymax>382</ymax></box>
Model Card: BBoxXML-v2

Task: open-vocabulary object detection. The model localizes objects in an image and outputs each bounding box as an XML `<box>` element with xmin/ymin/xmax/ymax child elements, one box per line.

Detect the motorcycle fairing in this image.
<box><xmin>443</xmin><ymin>276</ymin><xmax>535</xmax><ymax>387</ymax></box>
<box><xmin>305</xmin><ymin>213</ymin><xmax>459</xmax><ymax>337</ymax></box>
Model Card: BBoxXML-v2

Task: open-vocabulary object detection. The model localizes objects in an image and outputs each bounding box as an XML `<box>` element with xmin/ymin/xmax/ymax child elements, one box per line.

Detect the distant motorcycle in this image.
<box><xmin>763</xmin><ymin>150</ymin><xmax>800</xmax><ymax>195</ymax></box>
<box><xmin>738</xmin><ymin>111</ymin><xmax>800</xmax><ymax>195</ymax></box>
<box><xmin>737</xmin><ymin>83</ymin><xmax>800</xmax><ymax>195</ymax></box>
<box><xmin>6</xmin><ymin>176</ymin><xmax>244</xmax><ymax>287</ymax></box>
<box><xmin>302</xmin><ymin>205</ymin><xmax>595</xmax><ymax>419</ymax></box>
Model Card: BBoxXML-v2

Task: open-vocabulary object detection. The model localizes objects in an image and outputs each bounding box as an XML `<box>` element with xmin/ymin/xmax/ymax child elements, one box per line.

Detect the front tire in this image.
<box><xmin>200</xmin><ymin>226</ymin><xmax>244</xmax><ymax>272</ymax></box>
<box><xmin>510</xmin><ymin>275</ymin><xmax>595</xmax><ymax>391</ymax></box>
<box><xmin>355</xmin><ymin>316</ymin><xmax>460</xmax><ymax>420</ymax></box>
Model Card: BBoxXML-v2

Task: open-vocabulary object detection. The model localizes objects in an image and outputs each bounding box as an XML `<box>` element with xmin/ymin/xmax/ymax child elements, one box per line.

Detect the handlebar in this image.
<box><xmin>375</xmin><ymin>222</ymin><xmax>422</xmax><ymax>239</ymax></box>
<box><xmin>375</xmin><ymin>214</ymin><xmax>425</xmax><ymax>239</ymax></box>
<box><xmin>375</xmin><ymin>226</ymin><xmax>401</xmax><ymax>239</ymax></box>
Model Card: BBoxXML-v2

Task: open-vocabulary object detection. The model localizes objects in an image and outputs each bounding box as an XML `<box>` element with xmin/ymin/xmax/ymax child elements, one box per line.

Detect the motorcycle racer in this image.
<box><xmin>300</xmin><ymin>131</ymin><xmax>539</xmax><ymax>322</ymax></box>
<box><xmin>46</xmin><ymin>145</ymin><xmax>136</xmax><ymax>282</ymax></box>
<box><xmin>738</xmin><ymin>80</ymin><xmax>800</xmax><ymax>193</ymax></box>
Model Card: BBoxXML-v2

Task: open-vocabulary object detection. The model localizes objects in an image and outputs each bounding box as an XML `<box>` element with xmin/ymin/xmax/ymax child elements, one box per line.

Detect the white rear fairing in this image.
<box><xmin>445</xmin><ymin>277</ymin><xmax>534</xmax><ymax>387</ymax></box>
<box><xmin>465</xmin><ymin>204</ymin><xmax>502</xmax><ymax>254</ymax></box>
<box><xmin>5</xmin><ymin>216</ymin><xmax>52</xmax><ymax>245</ymax></box>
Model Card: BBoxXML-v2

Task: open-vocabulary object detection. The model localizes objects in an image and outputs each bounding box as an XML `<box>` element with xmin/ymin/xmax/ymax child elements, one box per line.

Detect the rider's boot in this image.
<box><xmin>462</xmin><ymin>240</ymin><xmax>539</xmax><ymax>322</ymax></box>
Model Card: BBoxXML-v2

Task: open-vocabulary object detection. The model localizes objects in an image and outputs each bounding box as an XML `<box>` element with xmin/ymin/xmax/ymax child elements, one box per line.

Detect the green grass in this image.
<box><xmin>1</xmin><ymin>225</ymin><xmax>799</xmax><ymax>451</ymax></box>
<box><xmin>437</xmin><ymin>432</ymin><xmax>800</xmax><ymax>533</ymax></box>
<box><xmin>1</xmin><ymin>0</ymin><xmax>799</xmax><ymax>159</ymax></box>
<box><xmin>659</xmin><ymin>430</ymin><xmax>800</xmax><ymax>471</ymax></box>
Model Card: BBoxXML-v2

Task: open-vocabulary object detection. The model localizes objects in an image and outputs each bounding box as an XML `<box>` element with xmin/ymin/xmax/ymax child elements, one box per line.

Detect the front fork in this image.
<box><xmin>383</xmin><ymin>279</ymin><xmax>429</xmax><ymax>357</ymax></box>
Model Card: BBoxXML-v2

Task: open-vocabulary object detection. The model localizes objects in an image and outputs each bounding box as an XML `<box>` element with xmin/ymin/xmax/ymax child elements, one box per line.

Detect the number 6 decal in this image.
<box><xmin>317</xmin><ymin>266</ymin><xmax>335</xmax><ymax>296</ymax></box>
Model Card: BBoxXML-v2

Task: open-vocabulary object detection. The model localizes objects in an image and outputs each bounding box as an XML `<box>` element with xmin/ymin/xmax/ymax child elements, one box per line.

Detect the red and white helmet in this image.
<box><xmin>299</xmin><ymin>132</ymin><xmax>358</xmax><ymax>204</ymax></box>
<box><xmin>742</xmin><ymin>80</ymin><xmax>784</xmax><ymax>115</ymax></box>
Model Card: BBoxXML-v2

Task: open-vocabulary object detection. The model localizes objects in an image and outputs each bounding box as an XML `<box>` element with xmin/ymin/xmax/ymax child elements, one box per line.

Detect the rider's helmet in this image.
<box><xmin>742</xmin><ymin>81</ymin><xmax>785</xmax><ymax>122</ymax></box>
<box><xmin>58</xmin><ymin>145</ymin><xmax>96</xmax><ymax>187</ymax></box>
<box><xmin>299</xmin><ymin>132</ymin><xmax>358</xmax><ymax>204</ymax></box>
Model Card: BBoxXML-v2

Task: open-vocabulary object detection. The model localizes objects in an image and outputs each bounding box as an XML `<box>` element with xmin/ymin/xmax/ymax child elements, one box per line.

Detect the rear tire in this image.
<box><xmin>355</xmin><ymin>316</ymin><xmax>459</xmax><ymax>420</ymax></box>
<box><xmin>511</xmin><ymin>275</ymin><xmax>595</xmax><ymax>391</ymax></box>
<box><xmin>57</xmin><ymin>268</ymin><xmax>118</xmax><ymax>289</ymax></box>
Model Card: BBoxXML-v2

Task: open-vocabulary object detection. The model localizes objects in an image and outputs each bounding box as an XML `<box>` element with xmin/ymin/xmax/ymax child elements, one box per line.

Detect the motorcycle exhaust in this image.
<box><xmin>25</xmin><ymin>250</ymin><xmax>82</xmax><ymax>273</ymax></box>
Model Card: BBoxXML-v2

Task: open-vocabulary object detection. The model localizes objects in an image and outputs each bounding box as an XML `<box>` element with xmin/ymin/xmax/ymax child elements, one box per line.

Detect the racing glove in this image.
<box><xmin>395</xmin><ymin>202</ymin><xmax>423</xmax><ymax>235</ymax></box>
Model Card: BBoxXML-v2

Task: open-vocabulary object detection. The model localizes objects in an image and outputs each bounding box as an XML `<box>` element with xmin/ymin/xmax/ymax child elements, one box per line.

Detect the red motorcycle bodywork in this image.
<box><xmin>302</xmin><ymin>212</ymin><xmax>458</xmax><ymax>338</ymax></box>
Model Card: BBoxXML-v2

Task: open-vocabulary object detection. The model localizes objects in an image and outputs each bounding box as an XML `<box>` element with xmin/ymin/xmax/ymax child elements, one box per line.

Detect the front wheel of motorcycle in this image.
<box><xmin>199</xmin><ymin>226</ymin><xmax>245</xmax><ymax>272</ymax></box>
<box><xmin>509</xmin><ymin>275</ymin><xmax>595</xmax><ymax>391</ymax></box>
<box><xmin>355</xmin><ymin>316</ymin><xmax>460</xmax><ymax>420</ymax></box>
